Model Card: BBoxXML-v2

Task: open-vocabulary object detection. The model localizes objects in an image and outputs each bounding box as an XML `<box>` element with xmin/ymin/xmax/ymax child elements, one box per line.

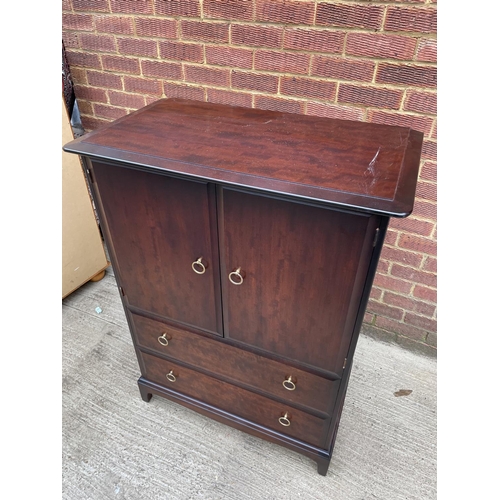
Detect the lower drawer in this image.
<box><xmin>140</xmin><ymin>351</ymin><xmax>330</xmax><ymax>448</ymax></box>
<box><xmin>131</xmin><ymin>312</ymin><xmax>338</xmax><ymax>414</ymax></box>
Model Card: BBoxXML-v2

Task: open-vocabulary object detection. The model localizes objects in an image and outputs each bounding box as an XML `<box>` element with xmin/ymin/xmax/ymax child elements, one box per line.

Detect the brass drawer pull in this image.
<box><xmin>229</xmin><ymin>267</ymin><xmax>244</xmax><ymax>285</ymax></box>
<box><xmin>282</xmin><ymin>376</ymin><xmax>296</xmax><ymax>391</ymax></box>
<box><xmin>166</xmin><ymin>370</ymin><xmax>176</xmax><ymax>382</ymax></box>
<box><xmin>278</xmin><ymin>412</ymin><xmax>291</xmax><ymax>427</ymax></box>
<box><xmin>157</xmin><ymin>333</ymin><xmax>169</xmax><ymax>346</ymax></box>
<box><xmin>192</xmin><ymin>257</ymin><xmax>207</xmax><ymax>274</ymax></box>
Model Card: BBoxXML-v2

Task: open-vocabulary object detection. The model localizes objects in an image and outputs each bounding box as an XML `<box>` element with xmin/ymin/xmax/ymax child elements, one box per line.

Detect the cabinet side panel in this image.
<box><xmin>91</xmin><ymin>162</ymin><xmax>221</xmax><ymax>335</ymax></box>
<box><xmin>220</xmin><ymin>189</ymin><xmax>373</xmax><ymax>373</ymax></box>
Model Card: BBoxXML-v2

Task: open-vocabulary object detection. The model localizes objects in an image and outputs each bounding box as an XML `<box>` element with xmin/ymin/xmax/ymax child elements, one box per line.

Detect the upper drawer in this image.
<box><xmin>130</xmin><ymin>312</ymin><xmax>339</xmax><ymax>415</ymax></box>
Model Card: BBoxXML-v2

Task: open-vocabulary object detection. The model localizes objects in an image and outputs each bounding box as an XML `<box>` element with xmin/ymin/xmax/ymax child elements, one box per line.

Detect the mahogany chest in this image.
<box><xmin>64</xmin><ymin>98</ymin><xmax>423</xmax><ymax>475</ymax></box>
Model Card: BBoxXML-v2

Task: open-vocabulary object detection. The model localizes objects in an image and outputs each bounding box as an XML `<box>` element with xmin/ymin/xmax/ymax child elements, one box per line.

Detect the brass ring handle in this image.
<box><xmin>166</xmin><ymin>370</ymin><xmax>176</xmax><ymax>382</ymax></box>
<box><xmin>191</xmin><ymin>257</ymin><xmax>206</xmax><ymax>275</ymax></box>
<box><xmin>157</xmin><ymin>333</ymin><xmax>169</xmax><ymax>346</ymax></box>
<box><xmin>228</xmin><ymin>267</ymin><xmax>244</xmax><ymax>285</ymax></box>
<box><xmin>278</xmin><ymin>412</ymin><xmax>291</xmax><ymax>427</ymax></box>
<box><xmin>282</xmin><ymin>376</ymin><xmax>296</xmax><ymax>391</ymax></box>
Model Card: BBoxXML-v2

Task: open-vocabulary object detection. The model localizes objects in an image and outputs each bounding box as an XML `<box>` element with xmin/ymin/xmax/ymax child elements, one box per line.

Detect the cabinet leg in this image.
<box><xmin>316</xmin><ymin>458</ymin><xmax>330</xmax><ymax>476</ymax></box>
<box><xmin>138</xmin><ymin>381</ymin><xmax>152</xmax><ymax>402</ymax></box>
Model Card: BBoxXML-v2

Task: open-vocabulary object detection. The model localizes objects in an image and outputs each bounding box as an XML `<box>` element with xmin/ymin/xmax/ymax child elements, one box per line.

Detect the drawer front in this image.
<box><xmin>141</xmin><ymin>351</ymin><xmax>330</xmax><ymax>448</ymax></box>
<box><xmin>131</xmin><ymin>313</ymin><xmax>339</xmax><ymax>414</ymax></box>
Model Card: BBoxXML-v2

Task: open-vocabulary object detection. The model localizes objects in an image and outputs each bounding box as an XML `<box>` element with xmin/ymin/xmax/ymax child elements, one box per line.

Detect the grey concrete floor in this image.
<box><xmin>62</xmin><ymin>265</ymin><xmax>436</xmax><ymax>500</ymax></box>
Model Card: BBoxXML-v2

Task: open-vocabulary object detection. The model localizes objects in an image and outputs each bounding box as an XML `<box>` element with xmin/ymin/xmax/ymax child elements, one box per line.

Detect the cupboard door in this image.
<box><xmin>91</xmin><ymin>162</ymin><xmax>221</xmax><ymax>335</ymax></box>
<box><xmin>220</xmin><ymin>188</ymin><xmax>375</xmax><ymax>373</ymax></box>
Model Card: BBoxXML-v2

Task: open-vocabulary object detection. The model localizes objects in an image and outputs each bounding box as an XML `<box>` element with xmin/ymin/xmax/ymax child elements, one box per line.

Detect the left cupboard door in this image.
<box><xmin>91</xmin><ymin>162</ymin><xmax>222</xmax><ymax>336</ymax></box>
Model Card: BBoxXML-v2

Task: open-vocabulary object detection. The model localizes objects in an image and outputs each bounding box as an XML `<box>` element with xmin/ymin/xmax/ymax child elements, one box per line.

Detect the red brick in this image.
<box><xmin>366</xmin><ymin>300</ymin><xmax>404</xmax><ymax>321</ymax></box>
<box><xmin>232</xmin><ymin>71</ymin><xmax>279</xmax><ymax>93</ymax></box>
<box><xmin>145</xmin><ymin>96</ymin><xmax>161</xmax><ymax>105</ymax></box>
<box><xmin>63</xmin><ymin>13</ymin><xmax>94</xmax><ymax>31</ymax></box>
<box><xmin>81</xmin><ymin>115</ymin><xmax>111</xmax><ymax>131</ymax></box>
<box><xmin>66</xmin><ymin>51</ymin><xmax>102</xmax><ymax>69</ymax></box>
<box><xmin>422</xmin><ymin>256</ymin><xmax>437</xmax><ymax>273</ymax></box>
<box><xmin>74</xmin><ymin>85</ymin><xmax>108</xmax><ymax>103</ymax></box>
<box><xmin>207</xmin><ymin>89</ymin><xmax>252</xmax><ymax>108</ymax></box>
<box><xmin>159</xmin><ymin>41</ymin><xmax>204</xmax><ymax>62</ymax></box>
<box><xmin>415</xmin><ymin>180</ymin><xmax>437</xmax><ymax>202</ymax></box>
<box><xmin>420</xmin><ymin>161</ymin><xmax>436</xmax><ymax>182</ymax></box>
<box><xmin>377</xmin><ymin>63</ymin><xmax>437</xmax><ymax>88</ymax></box>
<box><xmin>316</xmin><ymin>3</ymin><xmax>384</xmax><ymax>29</ymax></box>
<box><xmin>94</xmin><ymin>103</ymin><xmax>128</xmax><ymax>120</ymax></box>
<box><xmin>184</xmin><ymin>65</ymin><xmax>230</xmax><ymax>86</ymax></box>
<box><xmin>255</xmin><ymin>50</ymin><xmax>309</xmax><ymax>75</ymax></box>
<box><xmin>338</xmin><ymin>84</ymin><xmax>402</xmax><ymax>109</ymax></box>
<box><xmin>390</xmin><ymin>263</ymin><xmax>436</xmax><ymax>288</ymax></box>
<box><xmin>69</xmin><ymin>67</ymin><xmax>87</xmax><ymax>85</ymax></box>
<box><xmin>380</xmin><ymin>246</ymin><xmax>423</xmax><ymax>268</ymax></box>
<box><xmin>385</xmin><ymin>7</ymin><xmax>437</xmax><ymax>34</ymax></box>
<box><xmin>367</xmin><ymin>110</ymin><xmax>433</xmax><ymax>136</ymax></box>
<box><xmin>86</xmin><ymin>70</ymin><xmax>123</xmax><ymax>89</ymax></box>
<box><xmin>416</xmin><ymin>38</ymin><xmax>437</xmax><ymax>62</ymax></box>
<box><xmin>306</xmin><ymin>102</ymin><xmax>364</xmax><ymax>121</ymax></box>
<box><xmin>363</xmin><ymin>312</ymin><xmax>374</xmax><ymax>324</ymax></box>
<box><xmin>404</xmin><ymin>90</ymin><xmax>436</xmax><ymax>114</ymax></box>
<box><xmin>154</xmin><ymin>0</ymin><xmax>201</xmax><ymax>17</ymax></box>
<box><xmin>311</xmin><ymin>56</ymin><xmax>374</xmax><ymax>82</ymax></box>
<box><xmin>369</xmin><ymin>287</ymin><xmax>383</xmax><ymax>301</ymax></box>
<box><xmin>375</xmin><ymin>316</ymin><xmax>427</xmax><ymax>342</ymax></box>
<box><xmin>421</xmin><ymin>140</ymin><xmax>437</xmax><ymax>161</ymax></box>
<box><xmin>206</xmin><ymin>46</ymin><xmax>253</xmax><ymax>69</ymax></box>
<box><xmin>95</xmin><ymin>16</ymin><xmax>134</xmax><ymax>34</ymax></box>
<box><xmin>398</xmin><ymin>234</ymin><xmax>436</xmax><ymax>256</ymax></box>
<box><xmin>256</xmin><ymin>0</ymin><xmax>315</xmax><ymax>25</ymax></box>
<box><xmin>62</xmin><ymin>0</ymin><xmax>71</xmax><ymax>10</ymax></box>
<box><xmin>231</xmin><ymin>24</ymin><xmax>283</xmax><ymax>48</ymax></box>
<box><xmin>117</xmin><ymin>38</ymin><xmax>158</xmax><ymax>57</ymax></box>
<box><xmin>383</xmin><ymin>292</ymin><xmax>435</xmax><ymax>317</ymax></box>
<box><xmin>135</xmin><ymin>17</ymin><xmax>177</xmax><ymax>38</ymax></box>
<box><xmin>284</xmin><ymin>28</ymin><xmax>344</xmax><ymax>54</ymax></box>
<box><xmin>255</xmin><ymin>96</ymin><xmax>304</xmax><ymax>114</ymax></box>
<box><xmin>73</xmin><ymin>0</ymin><xmax>109</xmax><ymax>12</ymax></box>
<box><xmin>163</xmin><ymin>82</ymin><xmax>205</xmax><ymax>101</ymax></box>
<box><xmin>376</xmin><ymin>260</ymin><xmax>390</xmax><ymax>275</ymax></box>
<box><xmin>77</xmin><ymin>100</ymin><xmax>93</xmax><ymax>115</ymax></box>
<box><xmin>181</xmin><ymin>20</ymin><xmax>229</xmax><ymax>43</ymax></box>
<box><xmin>102</xmin><ymin>55</ymin><xmax>141</xmax><ymax>74</ymax></box>
<box><xmin>346</xmin><ymin>33</ymin><xmax>417</xmax><ymax>60</ymax></box>
<box><xmin>413</xmin><ymin>285</ymin><xmax>436</xmax><ymax>303</ymax></box>
<box><xmin>108</xmin><ymin>90</ymin><xmax>146</xmax><ymax>108</ymax></box>
<box><xmin>123</xmin><ymin>76</ymin><xmax>162</xmax><ymax>95</ymax></box>
<box><xmin>372</xmin><ymin>273</ymin><xmax>413</xmax><ymax>294</ymax></box>
<box><xmin>110</xmin><ymin>0</ymin><xmax>154</xmax><ymax>14</ymax></box>
<box><xmin>63</xmin><ymin>32</ymin><xmax>80</xmax><ymax>49</ymax></box>
<box><xmin>204</xmin><ymin>0</ymin><xmax>253</xmax><ymax>21</ymax></box>
<box><xmin>281</xmin><ymin>76</ymin><xmax>336</xmax><ymax>100</ymax></box>
<box><xmin>389</xmin><ymin>217</ymin><xmax>434</xmax><ymax>237</ymax></box>
<box><xmin>80</xmin><ymin>33</ymin><xmax>116</xmax><ymax>53</ymax></box>
<box><xmin>404</xmin><ymin>312</ymin><xmax>437</xmax><ymax>332</ymax></box>
<box><xmin>141</xmin><ymin>60</ymin><xmax>183</xmax><ymax>79</ymax></box>
<box><xmin>412</xmin><ymin>199</ymin><xmax>436</xmax><ymax>220</ymax></box>
<box><xmin>384</xmin><ymin>229</ymin><xmax>398</xmax><ymax>246</ymax></box>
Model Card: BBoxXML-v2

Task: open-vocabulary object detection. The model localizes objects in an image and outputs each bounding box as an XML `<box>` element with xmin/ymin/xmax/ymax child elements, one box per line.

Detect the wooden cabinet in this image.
<box><xmin>63</xmin><ymin>98</ymin><xmax>423</xmax><ymax>475</ymax></box>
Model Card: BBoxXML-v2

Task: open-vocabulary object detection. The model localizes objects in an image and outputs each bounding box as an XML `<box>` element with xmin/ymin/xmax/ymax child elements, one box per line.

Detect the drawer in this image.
<box><xmin>131</xmin><ymin>312</ymin><xmax>339</xmax><ymax>414</ymax></box>
<box><xmin>140</xmin><ymin>351</ymin><xmax>330</xmax><ymax>448</ymax></box>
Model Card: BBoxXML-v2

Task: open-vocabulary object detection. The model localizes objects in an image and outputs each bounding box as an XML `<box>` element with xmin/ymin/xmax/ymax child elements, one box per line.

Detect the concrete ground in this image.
<box><xmin>62</xmin><ymin>265</ymin><xmax>436</xmax><ymax>500</ymax></box>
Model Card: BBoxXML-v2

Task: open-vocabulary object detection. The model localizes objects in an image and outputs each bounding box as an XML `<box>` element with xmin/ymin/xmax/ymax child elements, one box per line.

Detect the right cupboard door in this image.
<box><xmin>219</xmin><ymin>188</ymin><xmax>378</xmax><ymax>374</ymax></box>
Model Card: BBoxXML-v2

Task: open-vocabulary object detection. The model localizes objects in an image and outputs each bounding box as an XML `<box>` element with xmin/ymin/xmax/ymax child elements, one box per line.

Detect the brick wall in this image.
<box><xmin>62</xmin><ymin>0</ymin><xmax>437</xmax><ymax>356</ymax></box>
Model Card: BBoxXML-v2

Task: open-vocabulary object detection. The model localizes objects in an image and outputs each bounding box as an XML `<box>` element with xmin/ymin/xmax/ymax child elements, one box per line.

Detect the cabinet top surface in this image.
<box><xmin>64</xmin><ymin>98</ymin><xmax>423</xmax><ymax>216</ymax></box>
